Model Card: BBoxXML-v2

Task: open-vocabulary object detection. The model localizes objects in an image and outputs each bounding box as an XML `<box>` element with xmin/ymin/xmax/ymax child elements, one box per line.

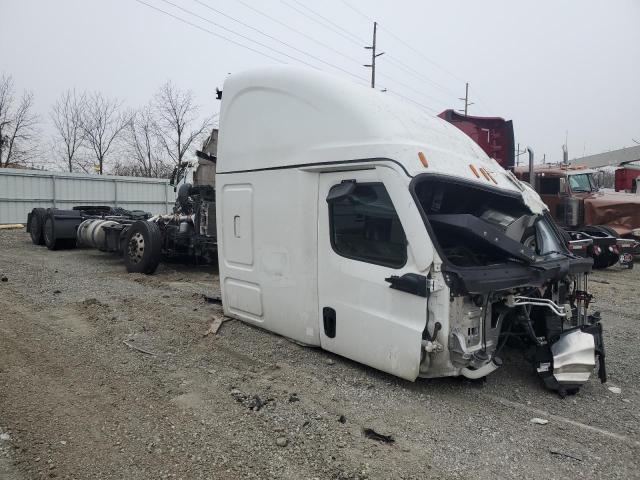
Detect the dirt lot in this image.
<box><xmin>0</xmin><ymin>229</ymin><xmax>638</xmax><ymax>479</ymax></box>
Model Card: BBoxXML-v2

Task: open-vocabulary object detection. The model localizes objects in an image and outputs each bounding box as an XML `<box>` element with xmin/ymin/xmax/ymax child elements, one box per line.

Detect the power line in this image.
<box><xmin>338</xmin><ymin>0</ymin><xmax>463</xmax><ymax>82</ymax></box>
<box><xmin>189</xmin><ymin>0</ymin><xmax>369</xmax><ymax>83</ymax></box>
<box><xmin>136</xmin><ymin>0</ymin><xmax>438</xmax><ymax>115</ymax></box>
<box><xmin>236</xmin><ymin>0</ymin><xmax>364</xmax><ymax>66</ymax></box>
<box><xmin>377</xmin><ymin>72</ymin><xmax>449</xmax><ymax>108</ymax></box>
<box><xmin>282</xmin><ymin>0</ymin><xmax>455</xmax><ymax>106</ymax></box>
<box><xmin>338</xmin><ymin>0</ymin><xmax>369</xmax><ymax>21</ymax></box>
<box><xmin>134</xmin><ymin>0</ymin><xmax>286</xmax><ymax>64</ymax></box>
<box><xmin>381</xmin><ymin>56</ymin><xmax>457</xmax><ymax>105</ymax></box>
<box><xmin>383</xmin><ymin>55</ymin><xmax>458</xmax><ymax>99</ymax></box>
<box><xmin>339</xmin><ymin>0</ymin><xmax>494</xmax><ymax>109</ymax></box>
<box><xmin>386</xmin><ymin>91</ymin><xmax>436</xmax><ymax>114</ymax></box>
<box><xmin>287</xmin><ymin>0</ymin><xmax>366</xmax><ymax>45</ymax></box>
<box><xmin>280</xmin><ymin>0</ymin><xmax>363</xmax><ymax>48</ymax></box>
<box><xmin>156</xmin><ymin>0</ymin><xmax>326</xmax><ymax>71</ymax></box>
<box><xmin>378</xmin><ymin>25</ymin><xmax>467</xmax><ymax>85</ymax></box>
<box><xmin>276</xmin><ymin>0</ymin><xmax>448</xmax><ymax>107</ymax></box>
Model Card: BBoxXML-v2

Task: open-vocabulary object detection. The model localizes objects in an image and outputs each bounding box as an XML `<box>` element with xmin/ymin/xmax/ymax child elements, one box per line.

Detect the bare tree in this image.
<box><xmin>81</xmin><ymin>91</ymin><xmax>131</xmax><ymax>174</ymax></box>
<box><xmin>123</xmin><ymin>105</ymin><xmax>172</xmax><ymax>178</ymax></box>
<box><xmin>152</xmin><ymin>81</ymin><xmax>214</xmax><ymax>168</ymax></box>
<box><xmin>51</xmin><ymin>89</ymin><xmax>87</xmax><ymax>172</ymax></box>
<box><xmin>0</xmin><ymin>74</ymin><xmax>40</xmax><ymax>168</ymax></box>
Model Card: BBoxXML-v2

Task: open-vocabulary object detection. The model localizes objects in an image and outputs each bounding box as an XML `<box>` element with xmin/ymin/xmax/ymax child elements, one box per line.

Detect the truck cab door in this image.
<box><xmin>317</xmin><ymin>169</ymin><xmax>427</xmax><ymax>381</ymax></box>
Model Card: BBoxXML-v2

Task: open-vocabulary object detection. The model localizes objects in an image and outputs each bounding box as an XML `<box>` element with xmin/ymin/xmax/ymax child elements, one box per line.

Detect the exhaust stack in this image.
<box><xmin>527</xmin><ymin>147</ymin><xmax>534</xmax><ymax>184</ymax></box>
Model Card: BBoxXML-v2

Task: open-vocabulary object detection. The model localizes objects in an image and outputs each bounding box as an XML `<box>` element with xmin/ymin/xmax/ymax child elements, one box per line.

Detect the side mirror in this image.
<box><xmin>559</xmin><ymin>177</ymin><xmax>568</xmax><ymax>194</ymax></box>
<box><xmin>326</xmin><ymin>180</ymin><xmax>356</xmax><ymax>203</ymax></box>
<box><xmin>595</xmin><ymin>171</ymin><xmax>605</xmax><ymax>189</ymax></box>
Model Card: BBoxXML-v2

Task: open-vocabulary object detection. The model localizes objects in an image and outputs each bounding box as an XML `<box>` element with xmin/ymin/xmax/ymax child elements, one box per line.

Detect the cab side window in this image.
<box><xmin>328</xmin><ymin>183</ymin><xmax>407</xmax><ymax>268</ymax></box>
<box><xmin>538</xmin><ymin>176</ymin><xmax>560</xmax><ymax>194</ymax></box>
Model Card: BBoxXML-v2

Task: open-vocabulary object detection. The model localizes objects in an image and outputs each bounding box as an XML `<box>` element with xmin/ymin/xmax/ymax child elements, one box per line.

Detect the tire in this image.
<box><xmin>28</xmin><ymin>208</ymin><xmax>46</xmax><ymax>245</ymax></box>
<box><xmin>123</xmin><ymin>221</ymin><xmax>162</xmax><ymax>274</ymax></box>
<box><xmin>592</xmin><ymin>253</ymin><xmax>613</xmax><ymax>269</ymax></box>
<box><xmin>592</xmin><ymin>249</ymin><xmax>619</xmax><ymax>269</ymax></box>
<box><xmin>595</xmin><ymin>226</ymin><xmax>622</xmax><ymax>268</ymax></box>
<box><xmin>43</xmin><ymin>212</ymin><xmax>61</xmax><ymax>250</ymax></box>
<box><xmin>42</xmin><ymin>210</ymin><xmax>79</xmax><ymax>250</ymax></box>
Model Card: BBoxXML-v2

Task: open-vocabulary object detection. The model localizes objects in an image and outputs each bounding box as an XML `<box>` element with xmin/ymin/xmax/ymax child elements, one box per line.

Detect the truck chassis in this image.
<box><xmin>26</xmin><ymin>184</ymin><xmax>217</xmax><ymax>274</ymax></box>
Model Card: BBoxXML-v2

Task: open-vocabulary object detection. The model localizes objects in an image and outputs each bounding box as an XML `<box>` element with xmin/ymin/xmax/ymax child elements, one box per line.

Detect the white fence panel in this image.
<box><xmin>0</xmin><ymin>168</ymin><xmax>176</xmax><ymax>224</ymax></box>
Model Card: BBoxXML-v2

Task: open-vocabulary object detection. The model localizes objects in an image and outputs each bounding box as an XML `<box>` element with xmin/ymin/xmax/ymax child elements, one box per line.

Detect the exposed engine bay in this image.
<box><xmin>413</xmin><ymin>176</ymin><xmax>606</xmax><ymax>396</ymax></box>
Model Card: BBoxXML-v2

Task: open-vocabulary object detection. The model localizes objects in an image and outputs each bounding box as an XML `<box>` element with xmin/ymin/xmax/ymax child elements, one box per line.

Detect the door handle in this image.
<box><xmin>233</xmin><ymin>215</ymin><xmax>240</xmax><ymax>238</ymax></box>
<box><xmin>385</xmin><ymin>273</ymin><xmax>428</xmax><ymax>297</ymax></box>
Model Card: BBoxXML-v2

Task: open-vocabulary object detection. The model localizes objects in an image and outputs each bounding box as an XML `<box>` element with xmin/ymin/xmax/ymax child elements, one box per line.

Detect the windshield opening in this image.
<box><xmin>568</xmin><ymin>173</ymin><xmax>594</xmax><ymax>193</ymax></box>
<box><xmin>413</xmin><ymin>176</ymin><xmax>566</xmax><ymax>267</ymax></box>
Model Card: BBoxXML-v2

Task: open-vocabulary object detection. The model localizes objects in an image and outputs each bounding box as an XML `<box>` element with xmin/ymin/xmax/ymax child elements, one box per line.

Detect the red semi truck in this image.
<box><xmin>440</xmin><ymin>110</ymin><xmax>640</xmax><ymax>268</ymax></box>
<box><xmin>615</xmin><ymin>163</ymin><xmax>640</xmax><ymax>194</ymax></box>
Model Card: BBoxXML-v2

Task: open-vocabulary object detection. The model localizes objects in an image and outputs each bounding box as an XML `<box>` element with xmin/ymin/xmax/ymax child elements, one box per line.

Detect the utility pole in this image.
<box><xmin>457</xmin><ymin>82</ymin><xmax>474</xmax><ymax>116</ymax></box>
<box><xmin>515</xmin><ymin>143</ymin><xmax>529</xmax><ymax>167</ymax></box>
<box><xmin>364</xmin><ymin>21</ymin><xmax>384</xmax><ymax>88</ymax></box>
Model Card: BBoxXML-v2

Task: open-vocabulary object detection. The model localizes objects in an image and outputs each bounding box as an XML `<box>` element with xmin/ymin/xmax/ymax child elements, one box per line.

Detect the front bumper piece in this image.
<box><xmin>535</xmin><ymin>322</ymin><xmax>606</xmax><ymax>396</ymax></box>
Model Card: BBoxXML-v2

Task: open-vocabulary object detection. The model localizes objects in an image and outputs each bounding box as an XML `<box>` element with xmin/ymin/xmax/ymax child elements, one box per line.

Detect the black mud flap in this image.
<box><xmin>582</xmin><ymin>320</ymin><xmax>607</xmax><ymax>384</ymax></box>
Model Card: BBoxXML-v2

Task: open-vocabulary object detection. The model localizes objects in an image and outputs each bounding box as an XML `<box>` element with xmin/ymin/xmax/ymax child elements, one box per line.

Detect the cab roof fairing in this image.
<box><xmin>219</xmin><ymin>69</ymin><xmax>491</xmax><ymax>171</ymax></box>
<box><xmin>216</xmin><ymin>66</ymin><xmax>546</xmax><ymax>214</ymax></box>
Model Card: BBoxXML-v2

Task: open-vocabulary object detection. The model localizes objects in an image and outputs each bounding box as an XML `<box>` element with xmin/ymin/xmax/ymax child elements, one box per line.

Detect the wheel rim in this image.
<box><xmin>127</xmin><ymin>232</ymin><xmax>145</xmax><ymax>264</ymax></box>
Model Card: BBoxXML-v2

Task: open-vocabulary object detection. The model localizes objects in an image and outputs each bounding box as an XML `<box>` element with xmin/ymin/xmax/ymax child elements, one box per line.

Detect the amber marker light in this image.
<box><xmin>469</xmin><ymin>164</ymin><xmax>480</xmax><ymax>178</ymax></box>
<box><xmin>418</xmin><ymin>151</ymin><xmax>428</xmax><ymax>168</ymax></box>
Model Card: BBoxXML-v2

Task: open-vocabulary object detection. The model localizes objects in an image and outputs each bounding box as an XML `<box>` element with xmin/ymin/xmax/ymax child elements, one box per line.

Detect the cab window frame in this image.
<box><xmin>327</xmin><ymin>181</ymin><xmax>408</xmax><ymax>269</ymax></box>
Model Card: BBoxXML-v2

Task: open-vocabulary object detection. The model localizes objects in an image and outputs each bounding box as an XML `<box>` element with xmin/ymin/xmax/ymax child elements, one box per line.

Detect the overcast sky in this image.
<box><xmin>1</xmin><ymin>0</ymin><xmax>639</xmax><ymax>165</ymax></box>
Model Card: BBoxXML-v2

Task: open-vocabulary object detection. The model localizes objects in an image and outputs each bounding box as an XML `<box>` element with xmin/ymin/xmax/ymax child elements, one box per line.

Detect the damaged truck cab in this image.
<box><xmin>216</xmin><ymin>67</ymin><xmax>606</xmax><ymax>394</ymax></box>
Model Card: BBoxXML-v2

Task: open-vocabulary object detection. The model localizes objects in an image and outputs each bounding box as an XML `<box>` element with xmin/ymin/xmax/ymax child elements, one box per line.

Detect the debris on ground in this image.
<box><xmin>549</xmin><ymin>448</ymin><xmax>583</xmax><ymax>461</ymax></box>
<box><xmin>324</xmin><ymin>358</ymin><xmax>335</xmax><ymax>365</ymax></box>
<box><xmin>203</xmin><ymin>316</ymin><xmax>229</xmax><ymax>336</ymax></box>
<box><xmin>0</xmin><ymin>433</ymin><xmax>10</xmax><ymax>441</ymax></box>
<box><xmin>608</xmin><ymin>386</ymin><xmax>622</xmax><ymax>394</ymax></box>
<box><xmin>530</xmin><ymin>418</ymin><xmax>549</xmax><ymax>425</ymax></box>
<box><xmin>53</xmin><ymin>289</ymin><xmax>62</xmax><ymax>294</ymax></box>
<box><xmin>122</xmin><ymin>340</ymin><xmax>157</xmax><ymax>356</ymax></box>
<box><xmin>1</xmin><ymin>229</ymin><xmax>639</xmax><ymax>479</ymax></box>
<box><xmin>230</xmin><ymin>389</ymin><xmax>273</xmax><ymax>411</ymax></box>
<box><xmin>276</xmin><ymin>436</ymin><xmax>288</xmax><ymax>447</ymax></box>
<box><xmin>1</xmin><ymin>275</ymin><xmax>7</xmax><ymax>282</ymax></box>
<box><xmin>203</xmin><ymin>294</ymin><xmax>222</xmax><ymax>304</ymax></box>
<box><xmin>363</xmin><ymin>428</ymin><xmax>395</xmax><ymax>444</ymax></box>
<box><xmin>288</xmin><ymin>393</ymin><xmax>300</xmax><ymax>402</ymax></box>
<box><xmin>0</xmin><ymin>224</ymin><xmax>24</xmax><ymax>230</ymax></box>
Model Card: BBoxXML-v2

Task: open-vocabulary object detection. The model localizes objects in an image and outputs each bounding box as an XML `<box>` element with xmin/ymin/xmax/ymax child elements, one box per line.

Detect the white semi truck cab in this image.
<box><xmin>213</xmin><ymin>66</ymin><xmax>605</xmax><ymax>395</ymax></box>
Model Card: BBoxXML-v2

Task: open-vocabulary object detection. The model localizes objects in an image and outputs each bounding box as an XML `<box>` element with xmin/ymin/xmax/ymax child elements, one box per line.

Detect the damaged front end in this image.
<box><xmin>412</xmin><ymin>175</ymin><xmax>606</xmax><ymax>395</ymax></box>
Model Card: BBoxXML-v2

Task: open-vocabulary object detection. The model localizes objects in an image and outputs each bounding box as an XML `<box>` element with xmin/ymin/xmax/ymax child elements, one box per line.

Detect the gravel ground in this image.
<box><xmin>0</xmin><ymin>229</ymin><xmax>638</xmax><ymax>480</ymax></box>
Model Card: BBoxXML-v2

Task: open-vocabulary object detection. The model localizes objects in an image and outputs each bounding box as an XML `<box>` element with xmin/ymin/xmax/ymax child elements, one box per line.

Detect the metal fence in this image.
<box><xmin>0</xmin><ymin>168</ymin><xmax>176</xmax><ymax>224</ymax></box>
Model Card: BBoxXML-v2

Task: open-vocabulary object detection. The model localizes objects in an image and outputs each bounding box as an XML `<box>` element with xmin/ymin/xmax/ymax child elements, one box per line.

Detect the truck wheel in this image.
<box><xmin>123</xmin><ymin>221</ymin><xmax>162</xmax><ymax>274</ymax></box>
<box><xmin>28</xmin><ymin>208</ymin><xmax>46</xmax><ymax>245</ymax></box>
<box><xmin>592</xmin><ymin>254</ymin><xmax>612</xmax><ymax>269</ymax></box>
<box><xmin>42</xmin><ymin>211</ymin><xmax>78</xmax><ymax>250</ymax></box>
<box><xmin>43</xmin><ymin>212</ymin><xmax>61</xmax><ymax>250</ymax></box>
